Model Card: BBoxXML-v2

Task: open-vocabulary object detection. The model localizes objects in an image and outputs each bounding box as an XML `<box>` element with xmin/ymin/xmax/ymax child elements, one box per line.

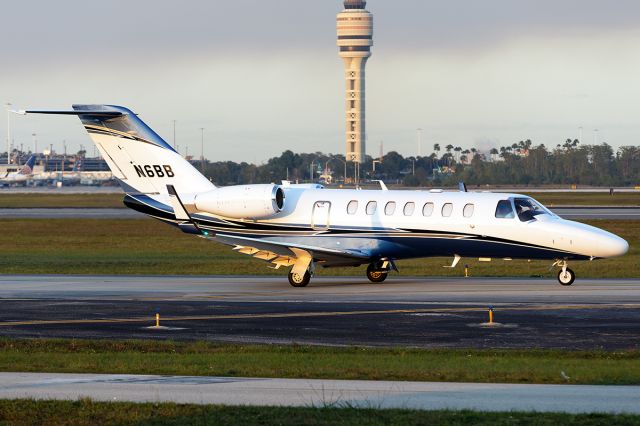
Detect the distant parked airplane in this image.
<box><xmin>0</xmin><ymin>156</ymin><xmax>36</xmax><ymax>186</ymax></box>
<box><xmin>23</xmin><ymin>105</ymin><xmax>629</xmax><ymax>287</ymax></box>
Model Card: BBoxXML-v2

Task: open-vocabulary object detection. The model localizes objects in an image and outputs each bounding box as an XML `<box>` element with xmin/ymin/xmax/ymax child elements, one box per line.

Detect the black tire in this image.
<box><xmin>288</xmin><ymin>270</ymin><xmax>311</xmax><ymax>287</ymax></box>
<box><xmin>366</xmin><ymin>263</ymin><xmax>388</xmax><ymax>283</ymax></box>
<box><xmin>557</xmin><ymin>268</ymin><xmax>575</xmax><ymax>286</ymax></box>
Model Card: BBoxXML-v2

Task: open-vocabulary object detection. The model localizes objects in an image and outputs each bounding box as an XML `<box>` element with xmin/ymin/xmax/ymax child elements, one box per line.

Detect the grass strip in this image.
<box><xmin>0</xmin><ymin>193</ymin><xmax>124</xmax><ymax>208</ymax></box>
<box><xmin>509</xmin><ymin>192</ymin><xmax>640</xmax><ymax>207</ymax></box>
<box><xmin>0</xmin><ymin>218</ymin><xmax>637</xmax><ymax>277</ymax></box>
<box><xmin>1</xmin><ymin>339</ymin><xmax>640</xmax><ymax>385</ymax></box>
<box><xmin>1</xmin><ymin>400</ymin><xmax>640</xmax><ymax>426</ymax></box>
<box><xmin>0</xmin><ymin>191</ymin><xmax>638</xmax><ymax>208</ymax></box>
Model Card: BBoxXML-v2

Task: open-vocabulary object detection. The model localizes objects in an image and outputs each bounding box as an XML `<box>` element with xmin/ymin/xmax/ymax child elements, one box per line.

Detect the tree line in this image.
<box><xmin>201</xmin><ymin>140</ymin><xmax>640</xmax><ymax>187</ymax></box>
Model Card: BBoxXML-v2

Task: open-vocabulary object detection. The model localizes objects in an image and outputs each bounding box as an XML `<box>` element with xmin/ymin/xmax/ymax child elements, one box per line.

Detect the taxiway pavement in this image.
<box><xmin>1</xmin><ymin>372</ymin><xmax>638</xmax><ymax>413</ymax></box>
<box><xmin>0</xmin><ymin>276</ymin><xmax>638</xmax><ymax>349</ymax></box>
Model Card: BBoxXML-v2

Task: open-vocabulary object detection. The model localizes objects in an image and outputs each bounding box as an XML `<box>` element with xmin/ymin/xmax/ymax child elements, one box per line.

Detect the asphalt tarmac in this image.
<box><xmin>0</xmin><ymin>275</ymin><xmax>639</xmax><ymax>349</ymax></box>
<box><xmin>1</xmin><ymin>207</ymin><xmax>638</xmax><ymax>219</ymax></box>
<box><xmin>2</xmin><ymin>372</ymin><xmax>639</xmax><ymax>413</ymax></box>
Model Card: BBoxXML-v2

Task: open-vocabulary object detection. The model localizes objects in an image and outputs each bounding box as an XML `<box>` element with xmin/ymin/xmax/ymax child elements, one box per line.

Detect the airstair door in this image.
<box><xmin>312</xmin><ymin>201</ymin><xmax>331</xmax><ymax>231</ymax></box>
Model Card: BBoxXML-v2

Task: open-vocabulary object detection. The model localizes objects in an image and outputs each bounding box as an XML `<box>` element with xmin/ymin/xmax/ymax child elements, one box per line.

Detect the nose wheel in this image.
<box><xmin>553</xmin><ymin>260</ymin><xmax>575</xmax><ymax>286</ymax></box>
<box><xmin>557</xmin><ymin>268</ymin><xmax>575</xmax><ymax>286</ymax></box>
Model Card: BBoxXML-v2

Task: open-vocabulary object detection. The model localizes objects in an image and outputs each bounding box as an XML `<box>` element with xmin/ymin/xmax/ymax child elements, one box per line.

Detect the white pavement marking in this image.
<box><xmin>0</xmin><ymin>373</ymin><xmax>638</xmax><ymax>413</ymax></box>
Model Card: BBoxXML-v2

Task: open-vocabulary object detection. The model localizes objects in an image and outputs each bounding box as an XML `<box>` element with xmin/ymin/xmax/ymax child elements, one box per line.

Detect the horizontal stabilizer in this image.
<box><xmin>23</xmin><ymin>110</ymin><xmax>123</xmax><ymax>117</ymax></box>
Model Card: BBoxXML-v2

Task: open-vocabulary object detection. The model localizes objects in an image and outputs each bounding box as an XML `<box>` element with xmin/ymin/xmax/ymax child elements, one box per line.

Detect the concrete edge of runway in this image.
<box><xmin>0</xmin><ymin>372</ymin><xmax>639</xmax><ymax>414</ymax></box>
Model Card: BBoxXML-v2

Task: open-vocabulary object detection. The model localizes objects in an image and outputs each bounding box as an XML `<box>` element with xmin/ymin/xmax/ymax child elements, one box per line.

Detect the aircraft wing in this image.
<box><xmin>214</xmin><ymin>233</ymin><xmax>371</xmax><ymax>269</ymax></box>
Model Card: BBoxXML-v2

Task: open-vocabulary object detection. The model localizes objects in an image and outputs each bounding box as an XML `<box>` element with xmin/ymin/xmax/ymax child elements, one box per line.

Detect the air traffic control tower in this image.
<box><xmin>337</xmin><ymin>0</ymin><xmax>373</xmax><ymax>166</ymax></box>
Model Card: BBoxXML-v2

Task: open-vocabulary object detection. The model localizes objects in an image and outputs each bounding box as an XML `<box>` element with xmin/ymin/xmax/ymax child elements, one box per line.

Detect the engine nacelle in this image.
<box><xmin>194</xmin><ymin>184</ymin><xmax>285</xmax><ymax>219</ymax></box>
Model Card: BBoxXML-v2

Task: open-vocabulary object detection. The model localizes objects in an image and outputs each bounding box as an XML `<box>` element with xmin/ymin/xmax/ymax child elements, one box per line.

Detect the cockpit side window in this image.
<box><xmin>495</xmin><ymin>200</ymin><xmax>515</xmax><ymax>219</ymax></box>
<box><xmin>514</xmin><ymin>198</ymin><xmax>548</xmax><ymax>222</ymax></box>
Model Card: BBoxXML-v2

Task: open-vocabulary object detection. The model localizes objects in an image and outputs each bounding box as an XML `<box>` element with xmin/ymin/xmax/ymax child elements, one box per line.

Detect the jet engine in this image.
<box><xmin>194</xmin><ymin>184</ymin><xmax>285</xmax><ymax>219</ymax></box>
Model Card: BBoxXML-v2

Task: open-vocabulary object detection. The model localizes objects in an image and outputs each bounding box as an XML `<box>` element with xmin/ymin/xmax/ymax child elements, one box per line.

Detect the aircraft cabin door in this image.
<box><xmin>312</xmin><ymin>201</ymin><xmax>331</xmax><ymax>231</ymax></box>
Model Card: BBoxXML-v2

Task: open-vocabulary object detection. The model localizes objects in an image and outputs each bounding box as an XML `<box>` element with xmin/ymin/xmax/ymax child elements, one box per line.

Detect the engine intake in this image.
<box><xmin>194</xmin><ymin>184</ymin><xmax>285</xmax><ymax>219</ymax></box>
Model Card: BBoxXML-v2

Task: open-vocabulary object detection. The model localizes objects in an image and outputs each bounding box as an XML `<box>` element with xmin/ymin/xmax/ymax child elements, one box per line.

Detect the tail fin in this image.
<box><xmin>18</xmin><ymin>156</ymin><xmax>36</xmax><ymax>175</ymax></box>
<box><xmin>26</xmin><ymin>105</ymin><xmax>215</xmax><ymax>196</ymax></box>
<box><xmin>72</xmin><ymin>158</ymin><xmax>82</xmax><ymax>172</ymax></box>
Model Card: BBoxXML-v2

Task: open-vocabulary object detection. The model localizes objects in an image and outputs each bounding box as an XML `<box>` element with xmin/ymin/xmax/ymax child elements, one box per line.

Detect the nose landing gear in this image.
<box><xmin>553</xmin><ymin>260</ymin><xmax>575</xmax><ymax>286</ymax></box>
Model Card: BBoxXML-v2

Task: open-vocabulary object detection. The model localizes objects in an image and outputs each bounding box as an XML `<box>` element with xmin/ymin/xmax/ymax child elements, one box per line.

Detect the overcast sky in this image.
<box><xmin>2</xmin><ymin>0</ymin><xmax>640</xmax><ymax>162</ymax></box>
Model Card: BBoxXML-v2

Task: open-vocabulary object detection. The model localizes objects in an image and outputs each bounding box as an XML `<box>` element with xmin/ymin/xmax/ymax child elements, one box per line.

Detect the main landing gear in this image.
<box><xmin>288</xmin><ymin>270</ymin><xmax>311</xmax><ymax>287</ymax></box>
<box><xmin>366</xmin><ymin>263</ymin><xmax>388</xmax><ymax>283</ymax></box>
<box><xmin>287</xmin><ymin>249</ymin><xmax>314</xmax><ymax>287</ymax></box>
<box><xmin>366</xmin><ymin>259</ymin><xmax>396</xmax><ymax>283</ymax></box>
<box><xmin>553</xmin><ymin>260</ymin><xmax>575</xmax><ymax>286</ymax></box>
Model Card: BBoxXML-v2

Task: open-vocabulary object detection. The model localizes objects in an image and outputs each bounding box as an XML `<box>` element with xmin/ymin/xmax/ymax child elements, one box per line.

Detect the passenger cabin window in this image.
<box><xmin>403</xmin><ymin>202</ymin><xmax>415</xmax><ymax>216</ymax></box>
<box><xmin>422</xmin><ymin>202</ymin><xmax>434</xmax><ymax>217</ymax></box>
<box><xmin>514</xmin><ymin>198</ymin><xmax>548</xmax><ymax>222</ymax></box>
<box><xmin>441</xmin><ymin>203</ymin><xmax>453</xmax><ymax>217</ymax></box>
<box><xmin>495</xmin><ymin>200</ymin><xmax>515</xmax><ymax>219</ymax></box>
<box><xmin>347</xmin><ymin>200</ymin><xmax>358</xmax><ymax>215</ymax></box>
<box><xmin>384</xmin><ymin>201</ymin><xmax>396</xmax><ymax>216</ymax></box>
<box><xmin>366</xmin><ymin>201</ymin><xmax>377</xmax><ymax>215</ymax></box>
<box><xmin>463</xmin><ymin>203</ymin><xmax>474</xmax><ymax>218</ymax></box>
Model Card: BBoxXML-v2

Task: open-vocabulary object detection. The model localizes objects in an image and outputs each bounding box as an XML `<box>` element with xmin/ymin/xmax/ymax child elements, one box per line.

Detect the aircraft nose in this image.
<box><xmin>595</xmin><ymin>234</ymin><xmax>629</xmax><ymax>258</ymax></box>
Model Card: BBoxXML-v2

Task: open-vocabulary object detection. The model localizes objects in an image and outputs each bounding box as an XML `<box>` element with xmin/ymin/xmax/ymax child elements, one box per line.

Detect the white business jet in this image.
<box><xmin>22</xmin><ymin>105</ymin><xmax>628</xmax><ymax>287</ymax></box>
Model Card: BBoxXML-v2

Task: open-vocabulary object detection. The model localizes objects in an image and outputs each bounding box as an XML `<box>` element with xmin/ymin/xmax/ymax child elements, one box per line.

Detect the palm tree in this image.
<box><xmin>445</xmin><ymin>145</ymin><xmax>454</xmax><ymax>164</ymax></box>
<box><xmin>433</xmin><ymin>143</ymin><xmax>440</xmax><ymax>154</ymax></box>
<box><xmin>453</xmin><ymin>146</ymin><xmax>462</xmax><ymax>161</ymax></box>
<box><xmin>490</xmin><ymin>148</ymin><xmax>499</xmax><ymax>161</ymax></box>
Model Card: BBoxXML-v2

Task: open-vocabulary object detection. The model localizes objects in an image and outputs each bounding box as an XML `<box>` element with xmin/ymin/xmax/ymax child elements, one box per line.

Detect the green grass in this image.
<box><xmin>0</xmin><ymin>191</ymin><xmax>638</xmax><ymax>208</ymax></box>
<box><xmin>1</xmin><ymin>339</ymin><xmax>640</xmax><ymax>385</ymax></box>
<box><xmin>0</xmin><ymin>218</ymin><xmax>637</xmax><ymax>277</ymax></box>
<box><xmin>2</xmin><ymin>400</ymin><xmax>639</xmax><ymax>426</ymax></box>
<box><xmin>0</xmin><ymin>193</ymin><xmax>124</xmax><ymax>208</ymax></box>
<box><xmin>517</xmin><ymin>192</ymin><xmax>640</xmax><ymax>207</ymax></box>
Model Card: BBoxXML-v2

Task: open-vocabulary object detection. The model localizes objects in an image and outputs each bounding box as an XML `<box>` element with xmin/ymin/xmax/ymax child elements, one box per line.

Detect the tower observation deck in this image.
<box><xmin>337</xmin><ymin>0</ymin><xmax>373</xmax><ymax>166</ymax></box>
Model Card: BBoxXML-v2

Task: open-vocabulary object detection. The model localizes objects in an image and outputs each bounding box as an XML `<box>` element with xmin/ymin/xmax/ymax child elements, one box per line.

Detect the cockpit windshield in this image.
<box><xmin>513</xmin><ymin>198</ymin><xmax>549</xmax><ymax>222</ymax></box>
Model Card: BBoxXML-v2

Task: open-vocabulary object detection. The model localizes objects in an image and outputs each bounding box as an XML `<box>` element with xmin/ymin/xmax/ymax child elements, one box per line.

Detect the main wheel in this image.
<box><xmin>288</xmin><ymin>270</ymin><xmax>311</xmax><ymax>287</ymax></box>
<box><xmin>366</xmin><ymin>263</ymin><xmax>388</xmax><ymax>283</ymax></box>
<box><xmin>557</xmin><ymin>268</ymin><xmax>575</xmax><ymax>286</ymax></box>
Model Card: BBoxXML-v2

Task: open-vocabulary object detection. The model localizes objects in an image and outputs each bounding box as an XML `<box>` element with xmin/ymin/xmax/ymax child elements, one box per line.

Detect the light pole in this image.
<box><xmin>5</xmin><ymin>102</ymin><xmax>11</xmax><ymax>164</ymax></box>
<box><xmin>200</xmin><ymin>127</ymin><xmax>205</xmax><ymax>173</ymax></box>
<box><xmin>172</xmin><ymin>120</ymin><xmax>177</xmax><ymax>149</ymax></box>
<box><xmin>416</xmin><ymin>128</ymin><xmax>423</xmax><ymax>157</ymax></box>
<box><xmin>32</xmin><ymin>133</ymin><xmax>37</xmax><ymax>154</ymax></box>
<box><xmin>593</xmin><ymin>129</ymin><xmax>599</xmax><ymax>145</ymax></box>
<box><xmin>578</xmin><ymin>126</ymin><xmax>583</xmax><ymax>144</ymax></box>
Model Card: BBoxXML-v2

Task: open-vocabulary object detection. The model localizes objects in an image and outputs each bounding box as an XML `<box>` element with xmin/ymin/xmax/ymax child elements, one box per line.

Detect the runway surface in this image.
<box><xmin>1</xmin><ymin>372</ymin><xmax>638</xmax><ymax>413</ymax></box>
<box><xmin>1</xmin><ymin>275</ymin><xmax>639</xmax><ymax>349</ymax></box>
<box><xmin>1</xmin><ymin>207</ymin><xmax>638</xmax><ymax>219</ymax></box>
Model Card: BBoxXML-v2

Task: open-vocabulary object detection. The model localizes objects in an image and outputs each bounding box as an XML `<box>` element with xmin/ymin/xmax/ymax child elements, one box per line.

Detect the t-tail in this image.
<box><xmin>24</xmin><ymin>105</ymin><xmax>216</xmax><ymax>207</ymax></box>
